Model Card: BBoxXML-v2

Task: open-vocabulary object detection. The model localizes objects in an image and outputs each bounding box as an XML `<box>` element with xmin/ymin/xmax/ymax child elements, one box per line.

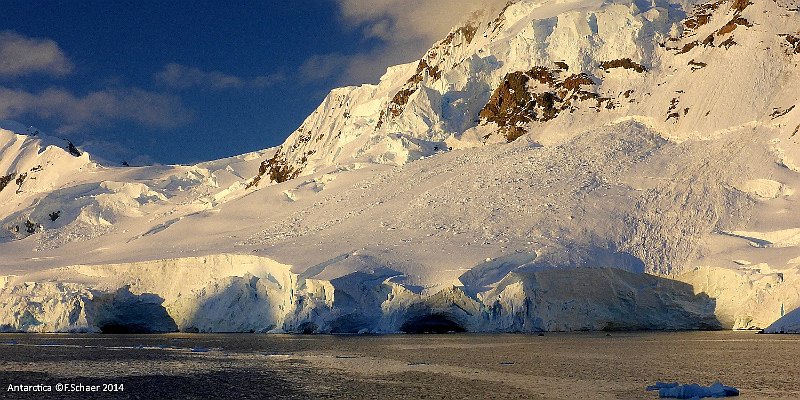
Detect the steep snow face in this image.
<box><xmin>247</xmin><ymin>64</ymin><xmax>418</xmax><ymax>185</ymax></box>
<box><xmin>253</xmin><ymin>0</ymin><xmax>800</xmax><ymax>184</ymax></box>
<box><xmin>0</xmin><ymin>129</ymin><xmax>93</xmax><ymax>201</ymax></box>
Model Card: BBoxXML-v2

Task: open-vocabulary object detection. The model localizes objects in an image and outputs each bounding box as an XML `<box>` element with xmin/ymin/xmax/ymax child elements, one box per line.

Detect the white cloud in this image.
<box><xmin>0</xmin><ymin>31</ymin><xmax>73</xmax><ymax>77</ymax></box>
<box><xmin>337</xmin><ymin>0</ymin><xmax>501</xmax><ymax>43</ymax></box>
<box><xmin>0</xmin><ymin>86</ymin><xmax>191</xmax><ymax>133</ymax></box>
<box><xmin>0</xmin><ymin>32</ymin><xmax>190</xmax><ymax>135</ymax></box>
<box><xmin>155</xmin><ymin>63</ymin><xmax>284</xmax><ymax>90</ymax></box>
<box><xmin>303</xmin><ymin>0</ymin><xmax>506</xmax><ymax>84</ymax></box>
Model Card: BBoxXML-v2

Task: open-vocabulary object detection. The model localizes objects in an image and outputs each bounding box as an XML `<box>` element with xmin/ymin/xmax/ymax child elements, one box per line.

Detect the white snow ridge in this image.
<box><xmin>2</xmin><ymin>0</ymin><xmax>800</xmax><ymax>333</ymax></box>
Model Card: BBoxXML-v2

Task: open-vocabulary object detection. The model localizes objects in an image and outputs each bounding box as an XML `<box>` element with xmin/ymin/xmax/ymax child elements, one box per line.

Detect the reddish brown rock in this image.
<box><xmin>479</xmin><ymin>67</ymin><xmax>610</xmax><ymax>142</ymax></box>
<box><xmin>599</xmin><ymin>59</ymin><xmax>647</xmax><ymax>73</ymax></box>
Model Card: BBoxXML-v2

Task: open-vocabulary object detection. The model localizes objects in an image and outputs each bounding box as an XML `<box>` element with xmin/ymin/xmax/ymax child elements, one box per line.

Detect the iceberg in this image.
<box><xmin>647</xmin><ymin>381</ymin><xmax>739</xmax><ymax>399</ymax></box>
<box><xmin>764</xmin><ymin>307</ymin><xmax>800</xmax><ymax>333</ymax></box>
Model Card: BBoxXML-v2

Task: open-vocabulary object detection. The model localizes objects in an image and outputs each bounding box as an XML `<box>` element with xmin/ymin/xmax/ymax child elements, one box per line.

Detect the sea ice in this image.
<box><xmin>647</xmin><ymin>381</ymin><xmax>739</xmax><ymax>398</ymax></box>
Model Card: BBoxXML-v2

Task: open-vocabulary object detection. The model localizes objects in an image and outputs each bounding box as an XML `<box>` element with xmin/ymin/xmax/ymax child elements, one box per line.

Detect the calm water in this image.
<box><xmin>0</xmin><ymin>331</ymin><xmax>798</xmax><ymax>399</ymax></box>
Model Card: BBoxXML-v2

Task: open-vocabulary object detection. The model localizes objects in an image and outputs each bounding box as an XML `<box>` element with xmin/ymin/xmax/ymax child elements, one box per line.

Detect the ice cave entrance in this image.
<box><xmin>400</xmin><ymin>314</ymin><xmax>466</xmax><ymax>334</ymax></box>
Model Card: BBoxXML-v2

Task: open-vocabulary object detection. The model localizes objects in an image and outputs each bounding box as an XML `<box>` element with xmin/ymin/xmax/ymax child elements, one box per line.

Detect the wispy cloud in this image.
<box><xmin>0</xmin><ymin>86</ymin><xmax>191</xmax><ymax>133</ymax></box>
<box><xmin>154</xmin><ymin>63</ymin><xmax>284</xmax><ymax>90</ymax></box>
<box><xmin>0</xmin><ymin>31</ymin><xmax>73</xmax><ymax>77</ymax></box>
<box><xmin>300</xmin><ymin>54</ymin><xmax>350</xmax><ymax>81</ymax></box>
<box><xmin>78</xmin><ymin>139</ymin><xmax>157</xmax><ymax>166</ymax></box>
<box><xmin>303</xmin><ymin>0</ymin><xmax>505</xmax><ymax>84</ymax></box>
<box><xmin>337</xmin><ymin>0</ymin><xmax>501</xmax><ymax>43</ymax></box>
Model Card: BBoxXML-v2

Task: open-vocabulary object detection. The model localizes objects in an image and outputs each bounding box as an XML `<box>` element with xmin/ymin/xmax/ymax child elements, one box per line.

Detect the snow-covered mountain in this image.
<box><xmin>2</xmin><ymin>0</ymin><xmax>800</xmax><ymax>333</ymax></box>
<box><xmin>251</xmin><ymin>0</ymin><xmax>800</xmax><ymax>182</ymax></box>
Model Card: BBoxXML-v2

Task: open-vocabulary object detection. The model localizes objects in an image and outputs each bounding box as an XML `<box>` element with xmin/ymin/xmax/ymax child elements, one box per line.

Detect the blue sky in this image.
<box><xmin>0</xmin><ymin>0</ymin><xmax>495</xmax><ymax>164</ymax></box>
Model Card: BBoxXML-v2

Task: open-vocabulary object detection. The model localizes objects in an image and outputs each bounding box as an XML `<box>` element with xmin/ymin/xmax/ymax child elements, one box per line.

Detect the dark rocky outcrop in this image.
<box><xmin>24</xmin><ymin>219</ymin><xmax>37</xmax><ymax>234</ymax></box>
<box><xmin>0</xmin><ymin>172</ymin><xmax>16</xmax><ymax>194</ymax></box>
<box><xmin>675</xmin><ymin>0</ymin><xmax>754</xmax><ymax>54</ymax></box>
<box><xmin>377</xmin><ymin>18</ymin><xmax>481</xmax><ymax>129</ymax></box>
<box><xmin>683</xmin><ymin>0</ymin><xmax>752</xmax><ymax>32</ymax></box>
<box><xmin>599</xmin><ymin>58</ymin><xmax>647</xmax><ymax>73</ymax></box>
<box><xmin>15</xmin><ymin>172</ymin><xmax>27</xmax><ymax>194</ymax></box>
<box><xmin>479</xmin><ymin>67</ymin><xmax>611</xmax><ymax>142</ymax></box>
<box><xmin>716</xmin><ymin>17</ymin><xmax>752</xmax><ymax>36</ymax></box>
<box><xmin>384</xmin><ymin>59</ymin><xmax>443</xmax><ymax>121</ymax></box>
<box><xmin>247</xmin><ymin>148</ymin><xmax>299</xmax><ymax>187</ymax></box>
<box><xmin>66</xmin><ymin>140</ymin><xmax>82</xmax><ymax>157</ymax></box>
<box><xmin>688</xmin><ymin>59</ymin><xmax>708</xmax><ymax>71</ymax></box>
<box><xmin>666</xmin><ymin>97</ymin><xmax>681</xmax><ymax>122</ymax></box>
<box><xmin>49</xmin><ymin>211</ymin><xmax>61</xmax><ymax>222</ymax></box>
<box><xmin>781</xmin><ymin>33</ymin><xmax>800</xmax><ymax>54</ymax></box>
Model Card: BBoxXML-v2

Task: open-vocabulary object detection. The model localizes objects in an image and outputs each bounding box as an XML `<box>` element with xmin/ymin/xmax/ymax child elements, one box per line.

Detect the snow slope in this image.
<box><xmin>2</xmin><ymin>0</ymin><xmax>800</xmax><ymax>333</ymax></box>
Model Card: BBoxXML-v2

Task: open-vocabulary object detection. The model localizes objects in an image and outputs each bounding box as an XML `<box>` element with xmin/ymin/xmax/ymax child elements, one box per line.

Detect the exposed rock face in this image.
<box><xmin>248</xmin><ymin>148</ymin><xmax>298</xmax><ymax>186</ymax></box>
<box><xmin>0</xmin><ymin>173</ymin><xmax>15</xmax><ymax>194</ymax></box>
<box><xmin>479</xmin><ymin>69</ymin><xmax>545</xmax><ymax>142</ymax></box>
<box><xmin>683</xmin><ymin>0</ymin><xmax>752</xmax><ymax>32</ymax></box>
<box><xmin>688</xmin><ymin>59</ymin><xmax>708</xmax><ymax>70</ymax></box>
<box><xmin>782</xmin><ymin>33</ymin><xmax>800</xmax><ymax>54</ymax></box>
<box><xmin>381</xmin><ymin>59</ymin><xmax>443</xmax><ymax>123</ymax></box>
<box><xmin>478</xmin><ymin>67</ymin><xmax>612</xmax><ymax>142</ymax></box>
<box><xmin>599</xmin><ymin>58</ymin><xmax>647</xmax><ymax>73</ymax></box>
<box><xmin>66</xmin><ymin>140</ymin><xmax>82</xmax><ymax>157</ymax></box>
<box><xmin>377</xmin><ymin>16</ymin><xmax>483</xmax><ymax>129</ymax></box>
<box><xmin>672</xmin><ymin>0</ymin><xmax>755</xmax><ymax>53</ymax></box>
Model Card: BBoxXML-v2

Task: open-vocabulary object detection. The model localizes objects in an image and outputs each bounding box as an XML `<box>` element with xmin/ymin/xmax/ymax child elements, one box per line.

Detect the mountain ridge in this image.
<box><xmin>250</xmin><ymin>0</ymin><xmax>799</xmax><ymax>185</ymax></box>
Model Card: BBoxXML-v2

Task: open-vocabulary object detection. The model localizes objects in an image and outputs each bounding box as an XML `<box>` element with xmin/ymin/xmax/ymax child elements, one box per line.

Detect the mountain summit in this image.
<box><xmin>1</xmin><ymin>0</ymin><xmax>799</xmax><ymax>333</ymax></box>
<box><xmin>252</xmin><ymin>0</ymin><xmax>800</xmax><ymax>183</ymax></box>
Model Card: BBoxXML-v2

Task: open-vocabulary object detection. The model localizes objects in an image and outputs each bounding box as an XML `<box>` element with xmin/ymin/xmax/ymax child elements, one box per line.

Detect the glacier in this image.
<box><xmin>2</xmin><ymin>0</ymin><xmax>800</xmax><ymax>333</ymax></box>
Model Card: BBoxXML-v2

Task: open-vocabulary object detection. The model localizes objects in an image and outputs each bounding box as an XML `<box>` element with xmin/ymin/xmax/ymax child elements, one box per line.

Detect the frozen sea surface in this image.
<box><xmin>0</xmin><ymin>331</ymin><xmax>798</xmax><ymax>399</ymax></box>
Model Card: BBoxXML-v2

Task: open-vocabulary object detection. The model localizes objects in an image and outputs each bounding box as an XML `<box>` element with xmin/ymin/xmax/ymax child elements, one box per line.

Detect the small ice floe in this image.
<box><xmin>190</xmin><ymin>347</ymin><xmax>210</xmax><ymax>353</ymax></box>
<box><xmin>646</xmin><ymin>381</ymin><xmax>739</xmax><ymax>398</ymax></box>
